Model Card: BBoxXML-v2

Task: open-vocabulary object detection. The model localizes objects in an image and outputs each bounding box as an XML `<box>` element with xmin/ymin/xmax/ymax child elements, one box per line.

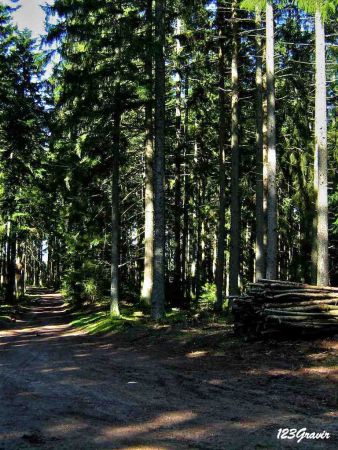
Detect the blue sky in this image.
<box><xmin>4</xmin><ymin>0</ymin><xmax>52</xmax><ymax>38</ymax></box>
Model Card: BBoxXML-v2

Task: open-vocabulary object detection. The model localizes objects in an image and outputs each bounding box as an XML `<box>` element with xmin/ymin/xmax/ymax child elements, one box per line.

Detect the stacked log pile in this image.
<box><xmin>233</xmin><ymin>279</ymin><xmax>338</xmax><ymax>336</ymax></box>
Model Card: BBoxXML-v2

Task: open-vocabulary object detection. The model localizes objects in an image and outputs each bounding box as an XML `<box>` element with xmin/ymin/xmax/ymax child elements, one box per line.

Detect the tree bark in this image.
<box><xmin>152</xmin><ymin>0</ymin><xmax>166</xmax><ymax>319</ymax></box>
<box><xmin>173</xmin><ymin>17</ymin><xmax>183</xmax><ymax>302</ymax></box>
<box><xmin>141</xmin><ymin>0</ymin><xmax>154</xmax><ymax>306</ymax></box>
<box><xmin>262</xmin><ymin>42</ymin><xmax>269</xmax><ymax>279</ymax></box>
<box><xmin>254</xmin><ymin>8</ymin><xmax>265</xmax><ymax>281</ymax></box>
<box><xmin>215</xmin><ymin>0</ymin><xmax>227</xmax><ymax>312</ymax></box>
<box><xmin>110</xmin><ymin>99</ymin><xmax>121</xmax><ymax>317</ymax></box>
<box><xmin>265</xmin><ymin>1</ymin><xmax>277</xmax><ymax>280</ymax></box>
<box><xmin>229</xmin><ymin>0</ymin><xmax>240</xmax><ymax>296</ymax></box>
<box><xmin>6</xmin><ymin>222</ymin><xmax>16</xmax><ymax>304</ymax></box>
<box><xmin>315</xmin><ymin>9</ymin><xmax>329</xmax><ymax>286</ymax></box>
<box><xmin>182</xmin><ymin>76</ymin><xmax>190</xmax><ymax>303</ymax></box>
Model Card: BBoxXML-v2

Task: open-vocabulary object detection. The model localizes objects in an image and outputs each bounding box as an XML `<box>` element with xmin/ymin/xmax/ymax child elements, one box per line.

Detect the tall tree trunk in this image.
<box><xmin>0</xmin><ymin>239</ymin><xmax>4</xmax><ymax>286</ymax></box>
<box><xmin>195</xmin><ymin>179</ymin><xmax>203</xmax><ymax>301</ymax></box>
<box><xmin>262</xmin><ymin>42</ymin><xmax>269</xmax><ymax>278</ymax></box>
<box><xmin>254</xmin><ymin>8</ymin><xmax>265</xmax><ymax>281</ymax></box>
<box><xmin>152</xmin><ymin>0</ymin><xmax>166</xmax><ymax>319</ymax></box>
<box><xmin>215</xmin><ymin>0</ymin><xmax>227</xmax><ymax>312</ymax></box>
<box><xmin>141</xmin><ymin>0</ymin><xmax>154</xmax><ymax>306</ymax></box>
<box><xmin>36</xmin><ymin>243</ymin><xmax>40</xmax><ymax>286</ymax></box>
<box><xmin>54</xmin><ymin>236</ymin><xmax>61</xmax><ymax>289</ymax></box>
<box><xmin>6</xmin><ymin>222</ymin><xmax>16</xmax><ymax>304</ymax></box>
<box><xmin>110</xmin><ymin>100</ymin><xmax>121</xmax><ymax>317</ymax></box>
<box><xmin>315</xmin><ymin>9</ymin><xmax>328</xmax><ymax>285</ymax></box>
<box><xmin>182</xmin><ymin>76</ymin><xmax>190</xmax><ymax>303</ymax></box>
<box><xmin>265</xmin><ymin>1</ymin><xmax>277</xmax><ymax>280</ymax></box>
<box><xmin>173</xmin><ymin>17</ymin><xmax>183</xmax><ymax>303</ymax></box>
<box><xmin>229</xmin><ymin>0</ymin><xmax>240</xmax><ymax>296</ymax></box>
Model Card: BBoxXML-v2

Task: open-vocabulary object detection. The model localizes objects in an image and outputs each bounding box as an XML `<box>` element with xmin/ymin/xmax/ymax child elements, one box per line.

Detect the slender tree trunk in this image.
<box><xmin>47</xmin><ymin>241</ymin><xmax>50</xmax><ymax>286</ymax></box>
<box><xmin>40</xmin><ymin>243</ymin><xmax>44</xmax><ymax>287</ymax></box>
<box><xmin>215</xmin><ymin>0</ymin><xmax>227</xmax><ymax>312</ymax></box>
<box><xmin>6</xmin><ymin>223</ymin><xmax>16</xmax><ymax>304</ymax></box>
<box><xmin>254</xmin><ymin>8</ymin><xmax>265</xmax><ymax>281</ymax></box>
<box><xmin>315</xmin><ymin>9</ymin><xmax>328</xmax><ymax>286</ymax></box>
<box><xmin>229</xmin><ymin>0</ymin><xmax>240</xmax><ymax>296</ymax></box>
<box><xmin>0</xmin><ymin>240</ymin><xmax>3</xmax><ymax>287</ymax></box>
<box><xmin>262</xmin><ymin>43</ymin><xmax>269</xmax><ymax>276</ymax></box>
<box><xmin>110</xmin><ymin>100</ymin><xmax>121</xmax><ymax>317</ymax></box>
<box><xmin>141</xmin><ymin>0</ymin><xmax>154</xmax><ymax>305</ymax></box>
<box><xmin>311</xmin><ymin>209</ymin><xmax>318</xmax><ymax>284</ymax></box>
<box><xmin>35</xmin><ymin>246</ymin><xmax>39</xmax><ymax>286</ymax></box>
<box><xmin>152</xmin><ymin>0</ymin><xmax>166</xmax><ymax>319</ymax></box>
<box><xmin>265</xmin><ymin>1</ymin><xmax>277</xmax><ymax>280</ymax></box>
<box><xmin>54</xmin><ymin>236</ymin><xmax>61</xmax><ymax>289</ymax></box>
<box><xmin>173</xmin><ymin>17</ymin><xmax>183</xmax><ymax>302</ymax></box>
<box><xmin>189</xmin><ymin>131</ymin><xmax>199</xmax><ymax>299</ymax></box>
<box><xmin>23</xmin><ymin>250</ymin><xmax>26</xmax><ymax>295</ymax></box>
<box><xmin>195</xmin><ymin>180</ymin><xmax>203</xmax><ymax>301</ymax></box>
<box><xmin>182</xmin><ymin>77</ymin><xmax>190</xmax><ymax>303</ymax></box>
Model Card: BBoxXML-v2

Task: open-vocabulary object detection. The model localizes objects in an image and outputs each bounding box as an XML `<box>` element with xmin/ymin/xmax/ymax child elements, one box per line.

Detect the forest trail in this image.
<box><xmin>0</xmin><ymin>290</ymin><xmax>337</xmax><ymax>450</ymax></box>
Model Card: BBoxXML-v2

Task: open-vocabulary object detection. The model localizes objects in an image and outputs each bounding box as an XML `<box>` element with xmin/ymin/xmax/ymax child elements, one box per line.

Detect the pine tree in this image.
<box><xmin>215</xmin><ymin>0</ymin><xmax>227</xmax><ymax>311</ymax></box>
<box><xmin>240</xmin><ymin>0</ymin><xmax>277</xmax><ymax>281</ymax></box>
<box><xmin>141</xmin><ymin>0</ymin><xmax>155</xmax><ymax>306</ymax></box>
<box><xmin>314</xmin><ymin>5</ymin><xmax>328</xmax><ymax>285</ymax></box>
<box><xmin>229</xmin><ymin>0</ymin><xmax>241</xmax><ymax>295</ymax></box>
<box><xmin>254</xmin><ymin>7</ymin><xmax>265</xmax><ymax>281</ymax></box>
<box><xmin>152</xmin><ymin>0</ymin><xmax>166</xmax><ymax>319</ymax></box>
<box><xmin>296</xmin><ymin>0</ymin><xmax>337</xmax><ymax>285</ymax></box>
<box><xmin>0</xmin><ymin>16</ymin><xmax>47</xmax><ymax>303</ymax></box>
<box><xmin>265</xmin><ymin>0</ymin><xmax>277</xmax><ymax>280</ymax></box>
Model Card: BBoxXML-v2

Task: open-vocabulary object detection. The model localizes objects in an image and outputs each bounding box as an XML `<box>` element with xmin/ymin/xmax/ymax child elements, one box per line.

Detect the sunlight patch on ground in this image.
<box><xmin>119</xmin><ymin>446</ymin><xmax>170</xmax><ymax>450</ymax></box>
<box><xmin>41</xmin><ymin>366</ymin><xmax>79</xmax><ymax>374</ymax></box>
<box><xmin>70</xmin><ymin>310</ymin><xmax>144</xmax><ymax>335</ymax></box>
<box><xmin>46</xmin><ymin>421</ymin><xmax>87</xmax><ymax>434</ymax></box>
<box><xmin>101</xmin><ymin>412</ymin><xmax>197</xmax><ymax>439</ymax></box>
<box><xmin>229</xmin><ymin>414</ymin><xmax>300</xmax><ymax>431</ymax></box>
<box><xmin>186</xmin><ymin>350</ymin><xmax>209</xmax><ymax>358</ymax></box>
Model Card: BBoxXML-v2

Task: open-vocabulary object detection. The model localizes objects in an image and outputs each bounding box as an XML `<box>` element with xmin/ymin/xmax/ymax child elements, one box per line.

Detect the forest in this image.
<box><xmin>0</xmin><ymin>0</ymin><xmax>337</xmax><ymax>448</ymax></box>
<box><xmin>0</xmin><ymin>0</ymin><xmax>337</xmax><ymax>318</ymax></box>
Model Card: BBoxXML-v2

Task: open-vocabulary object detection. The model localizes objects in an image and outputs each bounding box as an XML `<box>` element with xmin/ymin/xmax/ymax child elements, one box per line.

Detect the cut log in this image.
<box><xmin>232</xmin><ymin>279</ymin><xmax>338</xmax><ymax>337</ymax></box>
<box><xmin>263</xmin><ymin>309</ymin><xmax>338</xmax><ymax>317</ymax></box>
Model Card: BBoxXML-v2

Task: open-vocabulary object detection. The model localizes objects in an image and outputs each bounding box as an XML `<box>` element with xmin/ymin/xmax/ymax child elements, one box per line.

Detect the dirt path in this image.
<box><xmin>0</xmin><ymin>291</ymin><xmax>337</xmax><ymax>449</ymax></box>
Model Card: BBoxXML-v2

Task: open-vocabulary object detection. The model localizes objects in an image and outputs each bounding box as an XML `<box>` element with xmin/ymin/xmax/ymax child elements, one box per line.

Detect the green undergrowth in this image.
<box><xmin>70</xmin><ymin>306</ymin><xmax>193</xmax><ymax>335</ymax></box>
<box><xmin>70</xmin><ymin>301</ymin><xmax>233</xmax><ymax>338</ymax></box>
<box><xmin>0</xmin><ymin>304</ymin><xmax>13</xmax><ymax>328</ymax></box>
<box><xmin>70</xmin><ymin>304</ymin><xmax>148</xmax><ymax>335</ymax></box>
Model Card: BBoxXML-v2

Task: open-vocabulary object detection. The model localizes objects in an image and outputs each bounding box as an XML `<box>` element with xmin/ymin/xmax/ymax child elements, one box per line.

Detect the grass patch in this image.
<box><xmin>70</xmin><ymin>304</ymin><xmax>147</xmax><ymax>335</ymax></box>
<box><xmin>163</xmin><ymin>308</ymin><xmax>190</xmax><ymax>324</ymax></box>
<box><xmin>0</xmin><ymin>304</ymin><xmax>13</xmax><ymax>328</ymax></box>
<box><xmin>69</xmin><ymin>297</ymin><xmax>234</xmax><ymax>340</ymax></box>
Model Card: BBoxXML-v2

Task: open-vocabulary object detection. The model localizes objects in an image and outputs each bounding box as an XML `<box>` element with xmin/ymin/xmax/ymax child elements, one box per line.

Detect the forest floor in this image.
<box><xmin>0</xmin><ymin>290</ymin><xmax>337</xmax><ymax>450</ymax></box>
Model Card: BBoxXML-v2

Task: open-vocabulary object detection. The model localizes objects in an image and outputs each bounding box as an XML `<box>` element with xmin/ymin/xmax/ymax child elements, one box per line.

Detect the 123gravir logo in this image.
<box><xmin>277</xmin><ymin>428</ymin><xmax>331</xmax><ymax>444</ymax></box>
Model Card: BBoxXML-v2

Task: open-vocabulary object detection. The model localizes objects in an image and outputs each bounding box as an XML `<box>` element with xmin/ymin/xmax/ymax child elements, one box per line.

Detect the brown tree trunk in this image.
<box><xmin>254</xmin><ymin>8</ymin><xmax>265</xmax><ymax>281</ymax></box>
<box><xmin>265</xmin><ymin>1</ymin><xmax>277</xmax><ymax>280</ymax></box>
<box><xmin>152</xmin><ymin>0</ymin><xmax>166</xmax><ymax>319</ymax></box>
<box><xmin>6</xmin><ymin>222</ymin><xmax>16</xmax><ymax>304</ymax></box>
<box><xmin>215</xmin><ymin>0</ymin><xmax>227</xmax><ymax>312</ymax></box>
<box><xmin>182</xmin><ymin>77</ymin><xmax>190</xmax><ymax>303</ymax></box>
<box><xmin>315</xmin><ymin>9</ymin><xmax>329</xmax><ymax>286</ymax></box>
<box><xmin>229</xmin><ymin>0</ymin><xmax>240</xmax><ymax>296</ymax></box>
<box><xmin>110</xmin><ymin>99</ymin><xmax>121</xmax><ymax>317</ymax></box>
<box><xmin>141</xmin><ymin>0</ymin><xmax>154</xmax><ymax>306</ymax></box>
<box><xmin>173</xmin><ymin>17</ymin><xmax>183</xmax><ymax>303</ymax></box>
